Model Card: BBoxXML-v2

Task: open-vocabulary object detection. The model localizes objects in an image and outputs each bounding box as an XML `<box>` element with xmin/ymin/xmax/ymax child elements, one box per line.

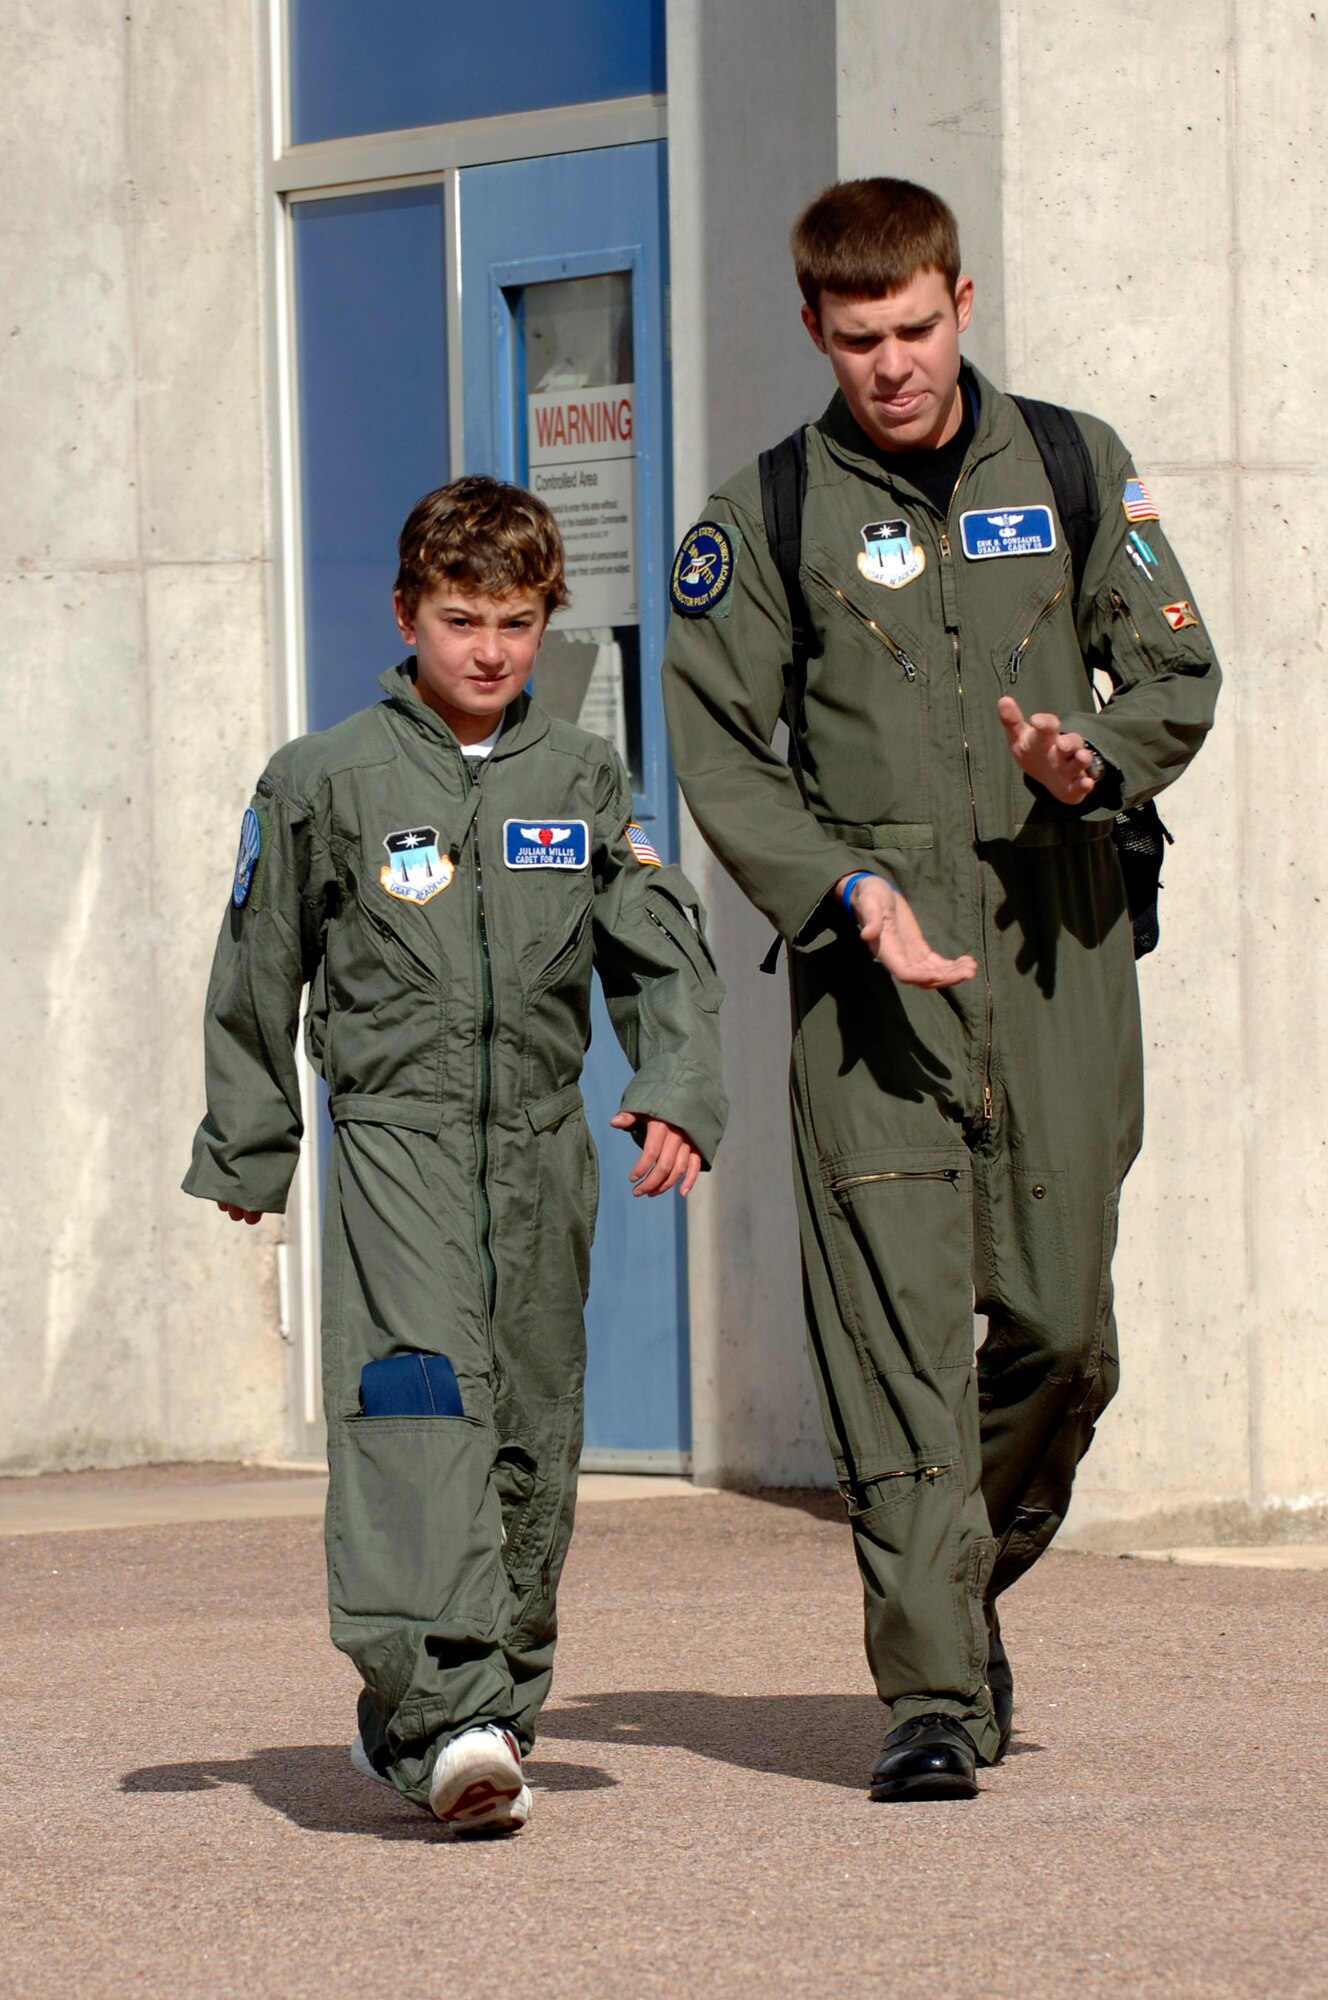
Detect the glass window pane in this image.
<box><xmin>291</xmin><ymin>186</ymin><xmax>449</xmax><ymax>733</ymax></box>
<box><xmin>518</xmin><ymin>274</ymin><xmax>642</xmax><ymax>783</ymax></box>
<box><xmin>290</xmin><ymin>0</ymin><xmax>666</xmax><ymax>147</ymax></box>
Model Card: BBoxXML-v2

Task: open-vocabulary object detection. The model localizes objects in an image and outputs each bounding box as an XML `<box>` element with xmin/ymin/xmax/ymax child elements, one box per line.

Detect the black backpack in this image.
<box><xmin>756</xmin><ymin>398</ymin><xmax>1171</xmax><ymax>961</ymax></box>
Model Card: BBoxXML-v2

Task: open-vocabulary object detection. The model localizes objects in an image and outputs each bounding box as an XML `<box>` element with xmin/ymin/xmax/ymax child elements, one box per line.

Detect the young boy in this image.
<box><xmin>184</xmin><ymin>477</ymin><xmax>726</xmax><ymax>1835</ymax></box>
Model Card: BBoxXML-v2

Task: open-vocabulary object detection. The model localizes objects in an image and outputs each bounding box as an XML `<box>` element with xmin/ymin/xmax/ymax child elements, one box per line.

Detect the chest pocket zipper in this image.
<box><xmin>363</xmin><ymin>902</ymin><xmax>437</xmax><ymax>981</ymax></box>
<box><xmin>805</xmin><ymin>567</ymin><xmax>919</xmax><ymax>681</ymax></box>
<box><xmin>1007</xmin><ymin>582</ymin><xmax>1067</xmax><ymax>683</ymax></box>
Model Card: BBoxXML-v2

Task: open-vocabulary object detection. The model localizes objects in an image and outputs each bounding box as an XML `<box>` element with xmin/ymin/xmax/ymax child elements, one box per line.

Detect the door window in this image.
<box><xmin>519</xmin><ymin>272</ymin><xmax>642</xmax><ymax>783</ymax></box>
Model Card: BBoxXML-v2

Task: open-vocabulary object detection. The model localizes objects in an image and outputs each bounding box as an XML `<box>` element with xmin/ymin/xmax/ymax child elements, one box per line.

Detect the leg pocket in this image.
<box><xmin>824</xmin><ymin>1150</ymin><xmax>974</xmax><ymax>1376</ymax></box>
<box><xmin>328</xmin><ymin>1412</ymin><xmax>504</xmax><ymax>1631</ymax></box>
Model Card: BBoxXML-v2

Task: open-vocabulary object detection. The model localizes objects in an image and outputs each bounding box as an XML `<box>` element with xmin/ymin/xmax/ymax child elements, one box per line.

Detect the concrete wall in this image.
<box><xmin>0</xmin><ymin>1</ymin><xmax>289</xmax><ymax>1470</ymax></box>
<box><xmin>727</xmin><ymin>0</ymin><xmax>1323</xmax><ymax>1544</ymax></box>
<box><xmin>989</xmin><ymin>0</ymin><xmax>1328</xmax><ymax>1546</ymax></box>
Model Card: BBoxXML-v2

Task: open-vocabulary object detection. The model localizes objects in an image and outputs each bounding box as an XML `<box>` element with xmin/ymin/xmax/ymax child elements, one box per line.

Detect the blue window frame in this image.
<box><xmin>289</xmin><ymin>0</ymin><xmax>666</xmax><ymax>146</ymax></box>
<box><xmin>290</xmin><ymin>184</ymin><xmax>450</xmax><ymax>733</ymax></box>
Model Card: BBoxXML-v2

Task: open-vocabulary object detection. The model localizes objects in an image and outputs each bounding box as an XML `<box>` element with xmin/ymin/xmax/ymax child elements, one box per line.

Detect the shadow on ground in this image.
<box><xmin>119</xmin><ymin>1745</ymin><xmax>616</xmax><ymax>1841</ymax></box>
<box><xmin>120</xmin><ymin>1694</ymin><xmax>1043</xmax><ymax>1833</ymax></box>
<box><xmin>540</xmin><ymin>1691</ymin><xmax>882</xmax><ymax>1788</ymax></box>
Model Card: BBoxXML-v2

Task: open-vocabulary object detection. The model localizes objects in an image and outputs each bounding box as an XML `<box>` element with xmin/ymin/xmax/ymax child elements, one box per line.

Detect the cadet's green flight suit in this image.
<box><xmin>662</xmin><ymin>366</ymin><xmax>1218</xmax><ymax>1762</ymax></box>
<box><xmin>184</xmin><ymin>665</ymin><xmax>726</xmax><ymax>1806</ymax></box>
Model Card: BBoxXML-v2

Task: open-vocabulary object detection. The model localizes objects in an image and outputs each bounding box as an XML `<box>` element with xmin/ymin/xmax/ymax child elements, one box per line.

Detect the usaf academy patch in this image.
<box><xmin>959</xmin><ymin>507</ymin><xmax>1057</xmax><ymax>560</ymax></box>
<box><xmin>671</xmin><ymin>522</ymin><xmax>735</xmax><ymax>616</ymax></box>
<box><xmin>858</xmin><ymin>518</ymin><xmax>926</xmax><ymax>588</ymax></box>
<box><xmin>380</xmin><ymin>826</ymin><xmax>454</xmax><ymax>904</ymax></box>
<box><xmin>504</xmin><ymin>820</ymin><xmax>590</xmax><ymax>870</ymax></box>
<box><xmin>232</xmin><ymin>806</ymin><xmax>262</xmax><ymax>909</ymax></box>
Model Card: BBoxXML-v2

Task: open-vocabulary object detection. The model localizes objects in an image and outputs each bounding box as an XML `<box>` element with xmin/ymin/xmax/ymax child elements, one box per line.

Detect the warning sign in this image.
<box><xmin>528</xmin><ymin>385</ymin><xmax>638</xmax><ymax>629</ymax></box>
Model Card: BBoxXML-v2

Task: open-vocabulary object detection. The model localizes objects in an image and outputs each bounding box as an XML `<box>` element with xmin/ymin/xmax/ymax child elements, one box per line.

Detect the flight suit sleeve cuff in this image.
<box><xmin>619</xmin><ymin>1059</ymin><xmax>729</xmax><ymax>1168</ymax></box>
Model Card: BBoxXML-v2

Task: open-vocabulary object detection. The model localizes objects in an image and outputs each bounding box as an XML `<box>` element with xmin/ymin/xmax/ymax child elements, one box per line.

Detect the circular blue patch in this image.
<box><xmin>670</xmin><ymin>521</ymin><xmax>734</xmax><ymax>617</ymax></box>
<box><xmin>232</xmin><ymin>806</ymin><xmax>262</xmax><ymax>909</ymax></box>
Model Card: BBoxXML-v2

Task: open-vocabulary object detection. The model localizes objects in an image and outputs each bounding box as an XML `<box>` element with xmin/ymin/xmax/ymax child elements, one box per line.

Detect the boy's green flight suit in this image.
<box><xmin>662</xmin><ymin>367</ymin><xmax>1218</xmax><ymax>1763</ymax></box>
<box><xmin>184</xmin><ymin>665</ymin><xmax>726</xmax><ymax>1806</ymax></box>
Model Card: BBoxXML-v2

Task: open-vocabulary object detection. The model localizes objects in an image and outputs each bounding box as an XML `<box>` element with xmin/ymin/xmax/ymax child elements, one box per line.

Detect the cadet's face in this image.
<box><xmin>803</xmin><ymin>269</ymin><xmax>974</xmax><ymax>453</ymax></box>
<box><xmin>394</xmin><ymin>585</ymin><xmax>548</xmax><ymax>743</ymax></box>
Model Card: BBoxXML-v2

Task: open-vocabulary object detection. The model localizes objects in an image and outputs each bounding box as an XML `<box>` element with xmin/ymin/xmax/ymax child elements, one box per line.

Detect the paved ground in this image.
<box><xmin>3</xmin><ymin>1472</ymin><xmax>1326</xmax><ymax>1998</ymax></box>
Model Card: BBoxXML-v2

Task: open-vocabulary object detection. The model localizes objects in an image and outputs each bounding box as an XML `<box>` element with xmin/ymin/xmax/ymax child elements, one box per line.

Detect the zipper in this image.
<box><xmin>831</xmin><ymin>1167</ymin><xmax>962</xmax><ymax>1194</ymax></box>
<box><xmin>460</xmin><ymin>754</ymin><xmax>498</xmax><ymax>1320</ymax></box>
<box><xmin>364</xmin><ymin>903</ymin><xmax>436</xmax><ymax>980</ymax></box>
<box><xmin>805</xmin><ymin>567</ymin><xmax>918</xmax><ymax>680</ymax></box>
<box><xmin>1110</xmin><ymin>585</ymin><xmax>1144</xmax><ymax>650</ymax></box>
<box><xmin>1007</xmin><ymin>582</ymin><xmax>1067</xmax><ymax>683</ymax></box>
<box><xmin>937</xmin><ymin>519</ymin><xmax>996</xmax><ymax>1125</ymax></box>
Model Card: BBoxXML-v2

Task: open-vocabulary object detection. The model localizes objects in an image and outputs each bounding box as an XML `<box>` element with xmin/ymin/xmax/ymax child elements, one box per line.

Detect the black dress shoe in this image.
<box><xmin>986</xmin><ymin>1607</ymin><xmax>1014</xmax><ymax>1763</ymax></box>
<box><xmin>870</xmin><ymin>1714</ymin><xmax>979</xmax><ymax>1802</ymax></box>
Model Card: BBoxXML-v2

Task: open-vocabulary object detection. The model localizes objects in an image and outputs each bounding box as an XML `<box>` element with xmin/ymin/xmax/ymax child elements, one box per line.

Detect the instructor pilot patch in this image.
<box><xmin>671</xmin><ymin>522</ymin><xmax>735</xmax><ymax>616</ymax></box>
<box><xmin>858</xmin><ymin>518</ymin><xmax>926</xmax><ymax>588</ymax></box>
<box><xmin>504</xmin><ymin>820</ymin><xmax>589</xmax><ymax>870</ymax></box>
<box><xmin>381</xmin><ymin>826</ymin><xmax>454</xmax><ymax>904</ymax></box>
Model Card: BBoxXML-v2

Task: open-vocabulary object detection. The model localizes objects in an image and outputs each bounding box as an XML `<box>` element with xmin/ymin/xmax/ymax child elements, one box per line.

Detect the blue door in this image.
<box><xmin>460</xmin><ymin>142</ymin><xmax>689</xmax><ymax>1465</ymax></box>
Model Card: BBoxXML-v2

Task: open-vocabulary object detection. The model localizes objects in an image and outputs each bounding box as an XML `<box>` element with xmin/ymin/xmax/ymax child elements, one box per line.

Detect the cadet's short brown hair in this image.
<box><xmin>791</xmin><ymin>177</ymin><xmax>961</xmax><ymax>316</ymax></box>
<box><xmin>394</xmin><ymin>476</ymin><xmax>569</xmax><ymax>617</ymax></box>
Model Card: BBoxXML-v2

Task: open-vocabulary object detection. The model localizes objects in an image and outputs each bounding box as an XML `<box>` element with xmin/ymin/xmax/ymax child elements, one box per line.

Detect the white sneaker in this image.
<box><xmin>349</xmin><ymin>1733</ymin><xmax>390</xmax><ymax>1787</ymax></box>
<box><xmin>427</xmin><ymin>1723</ymin><xmax>532</xmax><ymax>1835</ymax></box>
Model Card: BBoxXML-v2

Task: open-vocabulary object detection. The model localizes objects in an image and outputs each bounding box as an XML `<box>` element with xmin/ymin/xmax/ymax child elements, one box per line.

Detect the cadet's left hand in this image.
<box><xmin>610</xmin><ymin>1112</ymin><xmax>704</xmax><ymax>1198</ymax></box>
<box><xmin>997</xmin><ymin>695</ymin><xmax>1099</xmax><ymax>805</ymax></box>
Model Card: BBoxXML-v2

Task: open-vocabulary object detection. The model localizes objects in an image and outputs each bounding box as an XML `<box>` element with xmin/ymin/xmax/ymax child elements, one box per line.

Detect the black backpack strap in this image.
<box><xmin>1010</xmin><ymin>395</ymin><xmax>1099</xmax><ymax>610</ymax></box>
<box><xmin>757</xmin><ymin>426</ymin><xmax>811</xmax><ymax>772</ymax></box>
<box><xmin>757</xmin><ymin>427</ymin><xmax>810</xmax><ymax>972</ymax></box>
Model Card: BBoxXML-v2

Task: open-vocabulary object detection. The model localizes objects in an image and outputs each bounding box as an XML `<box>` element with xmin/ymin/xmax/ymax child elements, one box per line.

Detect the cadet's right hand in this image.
<box><xmin>839</xmin><ymin>875</ymin><xmax>978</xmax><ymax>988</ymax></box>
<box><xmin>217</xmin><ymin>1201</ymin><xmax>263</xmax><ymax>1225</ymax></box>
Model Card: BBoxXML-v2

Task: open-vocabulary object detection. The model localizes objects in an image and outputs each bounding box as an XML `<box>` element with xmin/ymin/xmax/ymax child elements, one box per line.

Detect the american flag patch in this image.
<box><xmin>625</xmin><ymin>822</ymin><xmax>662</xmax><ymax>867</ymax></box>
<box><xmin>1122</xmin><ymin>478</ymin><xmax>1159</xmax><ymax>522</ymax></box>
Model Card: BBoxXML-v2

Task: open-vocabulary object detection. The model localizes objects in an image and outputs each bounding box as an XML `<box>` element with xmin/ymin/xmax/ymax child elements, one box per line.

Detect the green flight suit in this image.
<box><xmin>662</xmin><ymin>366</ymin><xmax>1218</xmax><ymax>1762</ymax></box>
<box><xmin>184</xmin><ymin>666</ymin><xmax>726</xmax><ymax>1806</ymax></box>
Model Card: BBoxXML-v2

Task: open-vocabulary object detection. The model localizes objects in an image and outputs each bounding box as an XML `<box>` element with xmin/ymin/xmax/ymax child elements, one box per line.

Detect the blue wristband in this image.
<box><xmin>840</xmin><ymin>871</ymin><xmax>895</xmax><ymax>912</ymax></box>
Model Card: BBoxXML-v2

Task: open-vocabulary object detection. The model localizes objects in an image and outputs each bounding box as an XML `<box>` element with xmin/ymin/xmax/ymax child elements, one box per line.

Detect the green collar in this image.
<box><xmin>378</xmin><ymin>659</ymin><xmax>550</xmax><ymax>759</ymax></box>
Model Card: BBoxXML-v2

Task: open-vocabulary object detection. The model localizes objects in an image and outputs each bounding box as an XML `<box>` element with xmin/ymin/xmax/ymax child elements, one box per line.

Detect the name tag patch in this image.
<box><xmin>504</xmin><ymin>819</ymin><xmax>589</xmax><ymax>870</ymax></box>
<box><xmin>960</xmin><ymin>506</ymin><xmax>1057</xmax><ymax>560</ymax></box>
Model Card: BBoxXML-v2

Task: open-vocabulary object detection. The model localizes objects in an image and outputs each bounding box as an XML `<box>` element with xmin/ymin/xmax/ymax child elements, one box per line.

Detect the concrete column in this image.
<box><xmin>667</xmin><ymin>0</ymin><xmax>840</xmax><ymax>1484</ymax></box>
<box><xmin>0</xmin><ymin>0</ymin><xmax>287</xmax><ymax>1470</ymax></box>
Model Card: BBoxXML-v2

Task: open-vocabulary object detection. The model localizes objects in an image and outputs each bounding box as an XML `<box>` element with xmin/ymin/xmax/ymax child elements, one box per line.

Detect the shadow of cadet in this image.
<box><xmin>537</xmin><ymin>1690</ymin><xmax>885</xmax><ymax>1790</ymax></box>
<box><xmin>120</xmin><ymin>1743</ymin><xmax>616</xmax><ymax>1840</ymax></box>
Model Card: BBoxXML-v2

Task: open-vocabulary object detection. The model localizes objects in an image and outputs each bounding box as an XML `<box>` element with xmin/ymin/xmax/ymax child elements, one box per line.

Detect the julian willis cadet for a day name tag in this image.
<box><xmin>503</xmin><ymin>820</ymin><xmax>590</xmax><ymax>869</ymax></box>
<box><xmin>959</xmin><ymin>506</ymin><xmax>1057</xmax><ymax>559</ymax></box>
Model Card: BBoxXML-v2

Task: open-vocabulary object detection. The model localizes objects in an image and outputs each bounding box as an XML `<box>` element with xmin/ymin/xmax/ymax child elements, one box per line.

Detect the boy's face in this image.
<box><xmin>802</xmin><ymin>267</ymin><xmax>974</xmax><ymax>453</ymax></box>
<box><xmin>393</xmin><ymin>584</ymin><xmax>549</xmax><ymax>743</ymax></box>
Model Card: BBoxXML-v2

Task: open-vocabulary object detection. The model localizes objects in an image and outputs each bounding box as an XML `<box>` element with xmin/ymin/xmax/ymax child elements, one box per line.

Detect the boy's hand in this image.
<box><xmin>217</xmin><ymin>1200</ymin><xmax>263</xmax><ymax>1225</ymax></box>
<box><xmin>610</xmin><ymin>1112</ymin><xmax>704</xmax><ymax>1198</ymax></box>
<box><xmin>996</xmin><ymin>695</ymin><xmax>1100</xmax><ymax>805</ymax></box>
<box><xmin>838</xmin><ymin>875</ymin><xmax>977</xmax><ymax>988</ymax></box>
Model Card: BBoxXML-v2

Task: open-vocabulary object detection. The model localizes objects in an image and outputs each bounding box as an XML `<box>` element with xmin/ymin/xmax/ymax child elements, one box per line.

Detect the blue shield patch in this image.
<box><xmin>232</xmin><ymin>806</ymin><xmax>262</xmax><ymax>908</ymax></box>
<box><xmin>858</xmin><ymin>517</ymin><xmax>926</xmax><ymax>589</ymax></box>
<box><xmin>503</xmin><ymin>819</ymin><xmax>590</xmax><ymax>870</ymax></box>
<box><xmin>380</xmin><ymin>826</ymin><xmax>454</xmax><ymax>905</ymax></box>
<box><xmin>959</xmin><ymin>506</ymin><xmax>1057</xmax><ymax>560</ymax></box>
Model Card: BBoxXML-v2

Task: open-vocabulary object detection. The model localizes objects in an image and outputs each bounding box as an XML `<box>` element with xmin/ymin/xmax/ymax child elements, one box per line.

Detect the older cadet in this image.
<box><xmin>662</xmin><ymin>179</ymin><xmax>1218</xmax><ymax>1801</ymax></box>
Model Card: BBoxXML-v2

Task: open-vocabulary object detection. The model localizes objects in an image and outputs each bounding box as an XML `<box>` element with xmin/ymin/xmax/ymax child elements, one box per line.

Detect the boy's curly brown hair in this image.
<box><xmin>394</xmin><ymin>476</ymin><xmax>570</xmax><ymax>617</ymax></box>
